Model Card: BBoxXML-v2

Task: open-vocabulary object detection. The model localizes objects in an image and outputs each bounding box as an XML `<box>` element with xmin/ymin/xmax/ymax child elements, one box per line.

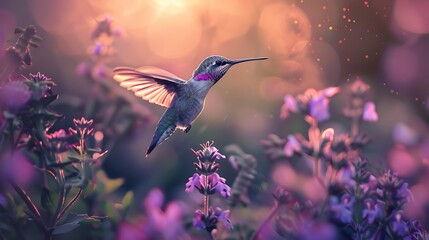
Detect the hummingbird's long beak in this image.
<box><xmin>230</xmin><ymin>57</ymin><xmax>268</xmax><ymax>65</ymax></box>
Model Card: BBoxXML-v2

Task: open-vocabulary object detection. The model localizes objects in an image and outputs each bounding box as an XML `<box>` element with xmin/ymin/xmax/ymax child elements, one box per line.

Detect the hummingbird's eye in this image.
<box><xmin>212</xmin><ymin>60</ymin><xmax>220</xmax><ymax>66</ymax></box>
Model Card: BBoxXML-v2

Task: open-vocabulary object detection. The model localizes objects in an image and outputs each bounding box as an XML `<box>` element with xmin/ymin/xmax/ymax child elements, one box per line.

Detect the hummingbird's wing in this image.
<box><xmin>113</xmin><ymin>66</ymin><xmax>187</xmax><ymax>108</ymax></box>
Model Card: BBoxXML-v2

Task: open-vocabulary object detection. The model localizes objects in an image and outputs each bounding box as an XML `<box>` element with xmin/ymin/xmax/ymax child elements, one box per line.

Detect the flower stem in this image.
<box><xmin>252</xmin><ymin>202</ymin><xmax>280</xmax><ymax>240</ymax></box>
<box><xmin>351</xmin><ymin>116</ymin><xmax>359</xmax><ymax>137</ymax></box>
<box><xmin>56</xmin><ymin>188</ymin><xmax>83</xmax><ymax>224</ymax></box>
<box><xmin>204</xmin><ymin>175</ymin><xmax>209</xmax><ymax>216</ymax></box>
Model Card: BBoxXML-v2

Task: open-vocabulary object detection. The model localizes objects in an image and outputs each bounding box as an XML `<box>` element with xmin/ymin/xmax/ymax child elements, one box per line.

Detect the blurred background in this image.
<box><xmin>1</xmin><ymin>0</ymin><xmax>429</xmax><ymax>233</ymax></box>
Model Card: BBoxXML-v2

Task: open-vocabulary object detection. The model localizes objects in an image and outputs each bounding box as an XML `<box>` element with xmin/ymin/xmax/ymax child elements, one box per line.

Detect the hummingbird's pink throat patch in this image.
<box><xmin>194</xmin><ymin>73</ymin><xmax>214</xmax><ymax>81</ymax></box>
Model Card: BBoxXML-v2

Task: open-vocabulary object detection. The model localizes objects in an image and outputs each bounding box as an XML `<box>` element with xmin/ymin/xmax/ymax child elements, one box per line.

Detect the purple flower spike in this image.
<box><xmin>362</xmin><ymin>101</ymin><xmax>378</xmax><ymax>122</ymax></box>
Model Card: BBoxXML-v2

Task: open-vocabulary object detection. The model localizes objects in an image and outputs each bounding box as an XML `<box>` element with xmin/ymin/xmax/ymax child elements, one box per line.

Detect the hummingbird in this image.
<box><xmin>113</xmin><ymin>55</ymin><xmax>267</xmax><ymax>156</ymax></box>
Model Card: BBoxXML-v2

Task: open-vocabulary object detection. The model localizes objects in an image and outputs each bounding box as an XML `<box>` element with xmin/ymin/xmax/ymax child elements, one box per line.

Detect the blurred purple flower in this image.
<box><xmin>76</xmin><ymin>62</ymin><xmax>92</xmax><ymax>77</ymax></box>
<box><xmin>0</xmin><ymin>80</ymin><xmax>31</xmax><ymax>110</ymax></box>
<box><xmin>330</xmin><ymin>194</ymin><xmax>354</xmax><ymax>224</ymax></box>
<box><xmin>91</xmin><ymin>64</ymin><xmax>110</xmax><ymax>80</ymax></box>
<box><xmin>117</xmin><ymin>221</ymin><xmax>143</xmax><ymax>240</ymax></box>
<box><xmin>92</xmin><ymin>42</ymin><xmax>103</xmax><ymax>56</ymax></box>
<box><xmin>295</xmin><ymin>217</ymin><xmax>336</xmax><ymax>240</ymax></box>
<box><xmin>392</xmin><ymin>123</ymin><xmax>418</xmax><ymax>146</ymax></box>
<box><xmin>398</xmin><ymin>182</ymin><xmax>412</xmax><ymax>202</ymax></box>
<box><xmin>360</xmin><ymin>175</ymin><xmax>377</xmax><ymax>193</ymax></box>
<box><xmin>309</xmin><ymin>94</ymin><xmax>330</xmax><ymax>122</ymax></box>
<box><xmin>334</xmin><ymin>164</ymin><xmax>355</xmax><ymax>187</ymax></box>
<box><xmin>350</xmin><ymin>78</ymin><xmax>370</xmax><ymax>95</ymax></box>
<box><xmin>141</xmin><ymin>188</ymin><xmax>187</xmax><ymax>239</ymax></box>
<box><xmin>284</xmin><ymin>135</ymin><xmax>301</xmax><ymax>157</ymax></box>
<box><xmin>362</xmin><ymin>199</ymin><xmax>382</xmax><ymax>224</ymax></box>
<box><xmin>280</xmin><ymin>95</ymin><xmax>298</xmax><ymax>119</ymax></box>
<box><xmin>1</xmin><ymin>151</ymin><xmax>35</xmax><ymax>185</ymax></box>
<box><xmin>391</xmin><ymin>212</ymin><xmax>409</xmax><ymax>236</ymax></box>
<box><xmin>362</xmin><ymin>102</ymin><xmax>378</xmax><ymax>122</ymax></box>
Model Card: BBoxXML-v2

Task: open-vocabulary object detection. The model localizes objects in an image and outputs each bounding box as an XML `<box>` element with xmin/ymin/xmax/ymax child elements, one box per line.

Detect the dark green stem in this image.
<box><xmin>10</xmin><ymin>181</ymin><xmax>47</xmax><ymax>231</ymax></box>
<box><xmin>56</xmin><ymin>189</ymin><xmax>83</xmax><ymax>224</ymax></box>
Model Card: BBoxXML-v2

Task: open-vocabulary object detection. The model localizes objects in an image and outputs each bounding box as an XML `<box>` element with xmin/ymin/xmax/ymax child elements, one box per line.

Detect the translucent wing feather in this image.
<box><xmin>113</xmin><ymin>66</ymin><xmax>187</xmax><ymax>107</ymax></box>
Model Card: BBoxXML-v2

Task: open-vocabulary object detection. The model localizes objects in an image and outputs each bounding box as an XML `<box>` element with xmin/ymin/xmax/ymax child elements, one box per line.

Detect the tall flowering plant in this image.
<box><xmin>0</xmin><ymin>26</ymin><xmax>106</xmax><ymax>239</ymax></box>
<box><xmin>185</xmin><ymin>141</ymin><xmax>233</xmax><ymax>239</ymax></box>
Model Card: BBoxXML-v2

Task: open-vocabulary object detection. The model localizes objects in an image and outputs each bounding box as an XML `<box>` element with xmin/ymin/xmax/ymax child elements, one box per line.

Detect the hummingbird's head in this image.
<box><xmin>193</xmin><ymin>55</ymin><xmax>267</xmax><ymax>83</ymax></box>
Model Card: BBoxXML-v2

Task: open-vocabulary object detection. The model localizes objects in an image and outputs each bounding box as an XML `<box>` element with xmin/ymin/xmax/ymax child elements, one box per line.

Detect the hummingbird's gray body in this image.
<box><xmin>113</xmin><ymin>55</ymin><xmax>267</xmax><ymax>156</ymax></box>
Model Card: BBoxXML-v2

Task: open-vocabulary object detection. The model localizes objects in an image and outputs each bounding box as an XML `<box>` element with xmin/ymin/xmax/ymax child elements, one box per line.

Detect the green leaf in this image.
<box><xmin>53</xmin><ymin>213</ymin><xmax>102</xmax><ymax>235</ymax></box>
<box><xmin>82</xmin><ymin>180</ymin><xmax>96</xmax><ymax>198</ymax></box>
<box><xmin>121</xmin><ymin>191</ymin><xmax>133</xmax><ymax>209</ymax></box>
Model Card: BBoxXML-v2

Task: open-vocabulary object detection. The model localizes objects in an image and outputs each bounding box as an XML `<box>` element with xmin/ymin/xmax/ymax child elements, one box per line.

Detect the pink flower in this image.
<box><xmin>362</xmin><ymin>101</ymin><xmax>378</xmax><ymax>122</ymax></box>
<box><xmin>280</xmin><ymin>95</ymin><xmax>298</xmax><ymax>119</ymax></box>
<box><xmin>284</xmin><ymin>135</ymin><xmax>300</xmax><ymax>157</ymax></box>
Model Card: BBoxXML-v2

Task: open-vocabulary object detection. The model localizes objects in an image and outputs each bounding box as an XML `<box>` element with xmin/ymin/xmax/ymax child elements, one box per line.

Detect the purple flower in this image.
<box><xmin>391</xmin><ymin>212</ymin><xmax>409</xmax><ymax>236</ymax></box>
<box><xmin>284</xmin><ymin>135</ymin><xmax>301</xmax><ymax>157</ymax></box>
<box><xmin>185</xmin><ymin>173</ymin><xmax>231</xmax><ymax>198</ymax></box>
<box><xmin>0</xmin><ymin>81</ymin><xmax>31</xmax><ymax>110</ymax></box>
<box><xmin>309</xmin><ymin>94</ymin><xmax>330</xmax><ymax>122</ymax></box>
<box><xmin>280</xmin><ymin>95</ymin><xmax>298</xmax><ymax>119</ymax></box>
<box><xmin>192</xmin><ymin>207</ymin><xmax>233</xmax><ymax>232</ymax></box>
<box><xmin>192</xmin><ymin>210</ymin><xmax>206</xmax><ymax>229</ymax></box>
<box><xmin>141</xmin><ymin>188</ymin><xmax>187</xmax><ymax>239</ymax></box>
<box><xmin>185</xmin><ymin>173</ymin><xmax>202</xmax><ymax>193</ymax></box>
<box><xmin>398</xmin><ymin>182</ymin><xmax>412</xmax><ymax>202</ymax></box>
<box><xmin>362</xmin><ymin>199</ymin><xmax>382</xmax><ymax>224</ymax></box>
<box><xmin>210</xmin><ymin>173</ymin><xmax>231</xmax><ymax>198</ymax></box>
<box><xmin>330</xmin><ymin>194</ymin><xmax>354</xmax><ymax>224</ymax></box>
<box><xmin>213</xmin><ymin>207</ymin><xmax>233</xmax><ymax>230</ymax></box>
<box><xmin>362</xmin><ymin>102</ymin><xmax>378</xmax><ymax>122</ymax></box>
<box><xmin>360</xmin><ymin>175</ymin><xmax>377</xmax><ymax>193</ymax></box>
<box><xmin>192</xmin><ymin>141</ymin><xmax>225</xmax><ymax>163</ymax></box>
<box><xmin>1</xmin><ymin>151</ymin><xmax>35</xmax><ymax>185</ymax></box>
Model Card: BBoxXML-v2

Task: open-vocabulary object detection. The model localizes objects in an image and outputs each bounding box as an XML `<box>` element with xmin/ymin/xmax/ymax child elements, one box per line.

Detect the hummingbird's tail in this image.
<box><xmin>146</xmin><ymin>124</ymin><xmax>177</xmax><ymax>157</ymax></box>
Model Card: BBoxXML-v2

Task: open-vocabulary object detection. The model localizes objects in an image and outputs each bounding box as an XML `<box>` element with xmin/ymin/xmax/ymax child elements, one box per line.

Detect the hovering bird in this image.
<box><xmin>113</xmin><ymin>55</ymin><xmax>267</xmax><ymax>156</ymax></box>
